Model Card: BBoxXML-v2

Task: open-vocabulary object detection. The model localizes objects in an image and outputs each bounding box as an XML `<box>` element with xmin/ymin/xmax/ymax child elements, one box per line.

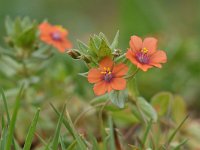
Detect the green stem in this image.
<box><xmin>125</xmin><ymin>68</ymin><xmax>139</xmax><ymax>79</ymax></box>
<box><xmin>74</xmin><ymin>102</ymin><xmax>109</xmax><ymax>126</ymax></box>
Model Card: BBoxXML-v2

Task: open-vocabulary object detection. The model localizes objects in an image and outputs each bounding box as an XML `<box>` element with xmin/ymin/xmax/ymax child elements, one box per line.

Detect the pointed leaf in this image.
<box><xmin>151</xmin><ymin>92</ymin><xmax>173</xmax><ymax>116</ymax></box>
<box><xmin>98</xmin><ymin>39</ymin><xmax>112</xmax><ymax>58</ymax></box>
<box><xmin>137</xmin><ymin>97</ymin><xmax>157</xmax><ymax>122</ymax></box>
<box><xmin>23</xmin><ymin>108</ymin><xmax>40</xmax><ymax>150</ymax></box>
<box><xmin>5</xmin><ymin>86</ymin><xmax>24</xmax><ymax>150</ymax></box>
<box><xmin>51</xmin><ymin>105</ymin><xmax>65</xmax><ymax>150</ymax></box>
<box><xmin>109</xmin><ymin>90</ymin><xmax>128</xmax><ymax>108</ymax></box>
<box><xmin>111</xmin><ymin>30</ymin><xmax>119</xmax><ymax>50</ymax></box>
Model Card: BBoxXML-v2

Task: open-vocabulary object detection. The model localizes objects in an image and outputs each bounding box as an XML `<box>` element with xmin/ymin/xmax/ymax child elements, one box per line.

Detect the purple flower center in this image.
<box><xmin>136</xmin><ymin>52</ymin><xmax>150</xmax><ymax>64</ymax></box>
<box><xmin>104</xmin><ymin>73</ymin><xmax>113</xmax><ymax>82</ymax></box>
<box><xmin>51</xmin><ymin>32</ymin><xmax>61</xmax><ymax>41</ymax></box>
<box><xmin>101</xmin><ymin>67</ymin><xmax>113</xmax><ymax>82</ymax></box>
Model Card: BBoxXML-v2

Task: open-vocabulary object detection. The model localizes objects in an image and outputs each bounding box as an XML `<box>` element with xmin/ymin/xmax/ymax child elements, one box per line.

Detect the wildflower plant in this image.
<box><xmin>69</xmin><ymin>31</ymin><xmax>167</xmax><ymax>109</ymax></box>
<box><xmin>1</xmin><ymin>17</ymin><xmax>198</xmax><ymax>150</ymax></box>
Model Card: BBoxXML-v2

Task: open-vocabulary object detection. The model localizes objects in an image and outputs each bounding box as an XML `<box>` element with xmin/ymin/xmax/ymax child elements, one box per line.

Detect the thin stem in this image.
<box><xmin>135</xmin><ymin>101</ymin><xmax>147</xmax><ymax>125</ymax></box>
<box><xmin>125</xmin><ymin>68</ymin><xmax>139</xmax><ymax>79</ymax></box>
<box><xmin>99</xmin><ymin>100</ymin><xmax>110</xmax><ymax>149</ymax></box>
<box><xmin>74</xmin><ymin>101</ymin><xmax>109</xmax><ymax>126</ymax></box>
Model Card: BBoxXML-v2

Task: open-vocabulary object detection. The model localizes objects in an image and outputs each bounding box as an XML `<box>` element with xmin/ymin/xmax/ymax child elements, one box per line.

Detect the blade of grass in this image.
<box><xmin>36</xmin><ymin>133</ymin><xmax>51</xmax><ymax>150</ymax></box>
<box><xmin>142</xmin><ymin>119</ymin><xmax>153</xmax><ymax>147</ymax></box>
<box><xmin>1</xmin><ymin>115</ymin><xmax>5</xmax><ymax>129</ymax></box>
<box><xmin>23</xmin><ymin>108</ymin><xmax>40</xmax><ymax>150</ymax></box>
<box><xmin>50</xmin><ymin>103</ymin><xmax>87</xmax><ymax>149</ymax></box>
<box><xmin>66</xmin><ymin>109</ymin><xmax>87</xmax><ymax>150</ymax></box>
<box><xmin>50</xmin><ymin>103</ymin><xmax>74</xmax><ymax>137</ymax></box>
<box><xmin>60</xmin><ymin>135</ymin><xmax>66</xmax><ymax>150</ymax></box>
<box><xmin>66</xmin><ymin>140</ymin><xmax>77</xmax><ymax>150</ymax></box>
<box><xmin>44</xmin><ymin>139</ymin><xmax>52</xmax><ymax>150</ymax></box>
<box><xmin>172</xmin><ymin>139</ymin><xmax>188</xmax><ymax>150</ymax></box>
<box><xmin>0</xmin><ymin>127</ymin><xmax>8</xmax><ymax>150</ymax></box>
<box><xmin>51</xmin><ymin>105</ymin><xmax>66</xmax><ymax>150</ymax></box>
<box><xmin>1</xmin><ymin>88</ymin><xmax>10</xmax><ymax>123</ymax></box>
<box><xmin>108</xmin><ymin>116</ymin><xmax>116</xmax><ymax>150</ymax></box>
<box><xmin>88</xmin><ymin>132</ymin><xmax>99</xmax><ymax>150</ymax></box>
<box><xmin>167</xmin><ymin>115</ymin><xmax>189</xmax><ymax>145</ymax></box>
<box><xmin>5</xmin><ymin>86</ymin><xmax>24</xmax><ymax>150</ymax></box>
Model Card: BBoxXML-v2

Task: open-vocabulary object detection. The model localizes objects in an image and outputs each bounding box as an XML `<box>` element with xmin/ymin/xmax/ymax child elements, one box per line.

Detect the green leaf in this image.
<box><xmin>78</xmin><ymin>72</ymin><xmax>88</xmax><ymax>78</ymax></box>
<box><xmin>111</xmin><ymin>30</ymin><xmax>119</xmax><ymax>50</ymax></box>
<box><xmin>131</xmin><ymin>104</ymin><xmax>143</xmax><ymax>122</ymax></box>
<box><xmin>109</xmin><ymin>90</ymin><xmax>128</xmax><ymax>108</ymax></box>
<box><xmin>5</xmin><ymin>16</ymin><xmax>13</xmax><ymax>36</ymax></box>
<box><xmin>98</xmin><ymin>39</ymin><xmax>112</xmax><ymax>58</ymax></box>
<box><xmin>89</xmin><ymin>37</ymin><xmax>98</xmax><ymax>55</ymax></box>
<box><xmin>111</xmin><ymin>110</ymin><xmax>139</xmax><ymax>124</ymax></box>
<box><xmin>23</xmin><ymin>108</ymin><xmax>40</xmax><ymax>150</ymax></box>
<box><xmin>77</xmin><ymin>40</ymin><xmax>89</xmax><ymax>54</ymax></box>
<box><xmin>17</xmin><ymin>25</ymin><xmax>37</xmax><ymax>48</ymax></box>
<box><xmin>92</xmin><ymin>35</ymin><xmax>101</xmax><ymax>49</ymax></box>
<box><xmin>99</xmin><ymin>32</ymin><xmax>110</xmax><ymax>45</ymax></box>
<box><xmin>51</xmin><ymin>105</ymin><xmax>65</xmax><ymax>150</ymax></box>
<box><xmin>137</xmin><ymin>97</ymin><xmax>157</xmax><ymax>122</ymax></box>
<box><xmin>90</xmin><ymin>94</ymin><xmax>108</xmax><ymax>105</ymax></box>
<box><xmin>5</xmin><ymin>86</ymin><xmax>24</xmax><ymax>150</ymax></box>
<box><xmin>151</xmin><ymin>92</ymin><xmax>173</xmax><ymax>116</ymax></box>
<box><xmin>172</xmin><ymin>95</ymin><xmax>187</xmax><ymax>123</ymax></box>
<box><xmin>14</xmin><ymin>17</ymin><xmax>23</xmax><ymax>37</ymax></box>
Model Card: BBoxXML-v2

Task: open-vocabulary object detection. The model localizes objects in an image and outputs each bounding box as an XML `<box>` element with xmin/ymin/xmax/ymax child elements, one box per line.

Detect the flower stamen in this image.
<box><xmin>141</xmin><ymin>47</ymin><xmax>148</xmax><ymax>54</ymax></box>
<box><xmin>101</xmin><ymin>67</ymin><xmax>113</xmax><ymax>82</ymax></box>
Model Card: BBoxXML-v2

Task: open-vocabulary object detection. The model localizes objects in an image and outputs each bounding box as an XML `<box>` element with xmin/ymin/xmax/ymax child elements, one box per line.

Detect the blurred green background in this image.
<box><xmin>0</xmin><ymin>0</ymin><xmax>200</xmax><ymax>112</ymax></box>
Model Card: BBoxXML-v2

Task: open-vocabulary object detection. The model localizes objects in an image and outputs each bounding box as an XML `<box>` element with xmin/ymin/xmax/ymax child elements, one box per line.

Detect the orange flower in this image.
<box><xmin>126</xmin><ymin>35</ymin><xmax>167</xmax><ymax>71</ymax></box>
<box><xmin>38</xmin><ymin>22</ymin><xmax>72</xmax><ymax>53</ymax></box>
<box><xmin>87</xmin><ymin>57</ymin><xmax>128</xmax><ymax>96</ymax></box>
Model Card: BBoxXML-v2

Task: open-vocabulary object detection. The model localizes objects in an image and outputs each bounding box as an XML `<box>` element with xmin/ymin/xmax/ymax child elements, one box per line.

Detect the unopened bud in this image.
<box><xmin>113</xmin><ymin>49</ymin><xmax>122</xmax><ymax>57</ymax></box>
<box><xmin>79</xmin><ymin>55</ymin><xmax>91</xmax><ymax>63</ymax></box>
<box><xmin>67</xmin><ymin>49</ymin><xmax>81</xmax><ymax>59</ymax></box>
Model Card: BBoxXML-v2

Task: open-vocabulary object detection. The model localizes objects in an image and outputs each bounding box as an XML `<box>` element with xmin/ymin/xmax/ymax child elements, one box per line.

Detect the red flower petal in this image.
<box><xmin>112</xmin><ymin>63</ymin><xmax>128</xmax><ymax>77</ymax></box>
<box><xmin>126</xmin><ymin>49</ymin><xmax>139</xmax><ymax>66</ymax></box>
<box><xmin>142</xmin><ymin>37</ymin><xmax>157</xmax><ymax>54</ymax></box>
<box><xmin>130</xmin><ymin>36</ymin><xmax>142</xmax><ymax>52</ymax></box>
<box><xmin>150</xmin><ymin>50</ymin><xmax>167</xmax><ymax>67</ymax></box>
<box><xmin>38</xmin><ymin>22</ymin><xmax>72</xmax><ymax>53</ymax></box>
<box><xmin>136</xmin><ymin>63</ymin><xmax>153</xmax><ymax>72</ymax></box>
<box><xmin>111</xmin><ymin>78</ymin><xmax>126</xmax><ymax>90</ymax></box>
<box><xmin>99</xmin><ymin>57</ymin><xmax>114</xmax><ymax>70</ymax></box>
<box><xmin>93</xmin><ymin>81</ymin><xmax>108</xmax><ymax>96</ymax></box>
<box><xmin>88</xmin><ymin>69</ymin><xmax>103</xmax><ymax>83</ymax></box>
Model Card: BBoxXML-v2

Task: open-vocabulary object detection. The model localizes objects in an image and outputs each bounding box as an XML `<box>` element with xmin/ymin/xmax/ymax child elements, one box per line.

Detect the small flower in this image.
<box><xmin>38</xmin><ymin>22</ymin><xmax>72</xmax><ymax>52</ymax></box>
<box><xmin>87</xmin><ymin>57</ymin><xmax>128</xmax><ymax>96</ymax></box>
<box><xmin>126</xmin><ymin>35</ymin><xmax>167</xmax><ymax>71</ymax></box>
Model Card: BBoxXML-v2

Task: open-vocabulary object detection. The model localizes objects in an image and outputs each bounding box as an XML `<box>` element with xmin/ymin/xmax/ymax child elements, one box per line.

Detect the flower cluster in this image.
<box><xmin>87</xmin><ymin>36</ymin><xmax>167</xmax><ymax>96</ymax></box>
<box><xmin>38</xmin><ymin>22</ymin><xmax>167</xmax><ymax>104</ymax></box>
